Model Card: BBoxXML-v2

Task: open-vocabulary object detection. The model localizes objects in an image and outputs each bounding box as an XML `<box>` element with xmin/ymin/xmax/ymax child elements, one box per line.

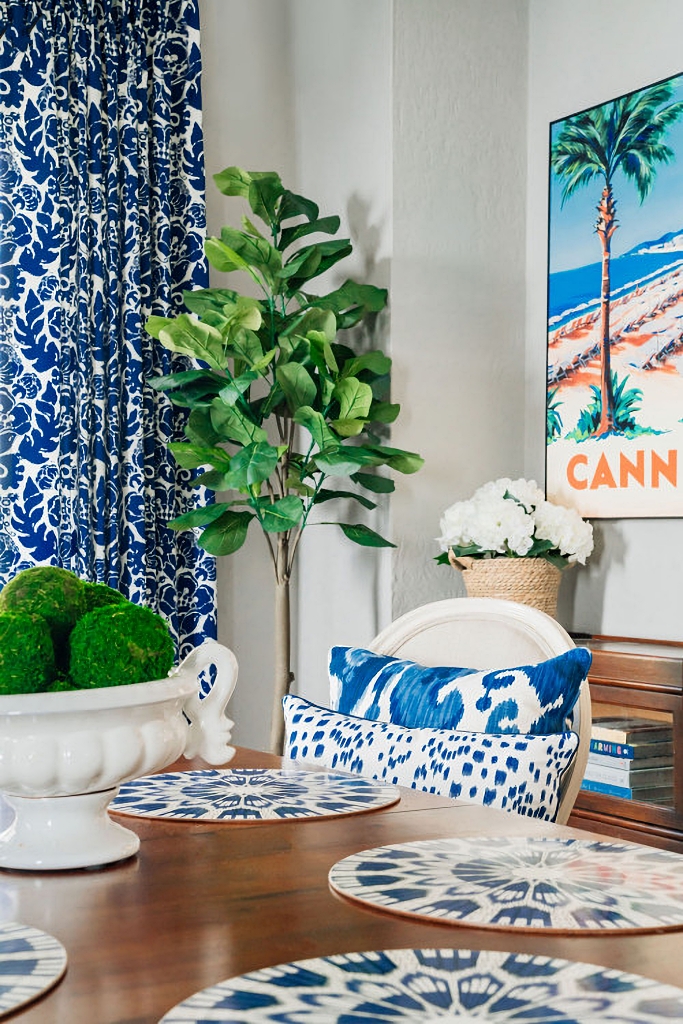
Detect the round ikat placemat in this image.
<box><xmin>0</xmin><ymin>922</ymin><xmax>67</xmax><ymax>1018</ymax></box>
<box><xmin>328</xmin><ymin>835</ymin><xmax>683</xmax><ymax>933</ymax></box>
<box><xmin>110</xmin><ymin>768</ymin><xmax>400</xmax><ymax>822</ymax></box>
<box><xmin>158</xmin><ymin>947</ymin><xmax>683</xmax><ymax>1023</ymax></box>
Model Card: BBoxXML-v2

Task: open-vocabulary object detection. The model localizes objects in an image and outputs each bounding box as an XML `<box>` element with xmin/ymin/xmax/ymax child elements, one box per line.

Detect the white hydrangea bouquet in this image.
<box><xmin>436</xmin><ymin>477</ymin><xmax>594</xmax><ymax>569</ymax></box>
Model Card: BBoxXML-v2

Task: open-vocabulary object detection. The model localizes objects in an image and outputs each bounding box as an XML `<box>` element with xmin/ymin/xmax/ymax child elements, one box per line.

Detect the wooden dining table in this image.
<box><xmin>5</xmin><ymin>745</ymin><xmax>683</xmax><ymax>1023</ymax></box>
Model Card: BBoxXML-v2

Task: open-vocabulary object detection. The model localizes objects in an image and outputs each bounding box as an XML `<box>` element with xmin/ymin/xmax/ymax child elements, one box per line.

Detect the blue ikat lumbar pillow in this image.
<box><xmin>283</xmin><ymin>694</ymin><xmax>579</xmax><ymax>822</ymax></box>
<box><xmin>328</xmin><ymin>645</ymin><xmax>591</xmax><ymax>735</ymax></box>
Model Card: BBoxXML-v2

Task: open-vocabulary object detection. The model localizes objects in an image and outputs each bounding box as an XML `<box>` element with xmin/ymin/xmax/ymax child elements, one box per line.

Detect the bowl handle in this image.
<box><xmin>177</xmin><ymin>641</ymin><xmax>238</xmax><ymax>765</ymax></box>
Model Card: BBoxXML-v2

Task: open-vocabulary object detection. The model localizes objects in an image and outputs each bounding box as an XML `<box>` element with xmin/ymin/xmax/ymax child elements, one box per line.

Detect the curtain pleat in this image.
<box><xmin>0</xmin><ymin>0</ymin><xmax>216</xmax><ymax>654</ymax></box>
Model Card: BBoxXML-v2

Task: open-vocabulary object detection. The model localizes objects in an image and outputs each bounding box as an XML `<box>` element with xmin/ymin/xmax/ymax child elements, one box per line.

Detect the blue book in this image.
<box><xmin>580</xmin><ymin>777</ymin><xmax>674</xmax><ymax>802</ymax></box>
<box><xmin>589</xmin><ymin>737</ymin><xmax>673</xmax><ymax>759</ymax></box>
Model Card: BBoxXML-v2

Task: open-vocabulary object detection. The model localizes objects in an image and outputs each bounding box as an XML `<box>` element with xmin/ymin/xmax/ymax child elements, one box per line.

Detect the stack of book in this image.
<box><xmin>581</xmin><ymin>716</ymin><xmax>674</xmax><ymax>803</ymax></box>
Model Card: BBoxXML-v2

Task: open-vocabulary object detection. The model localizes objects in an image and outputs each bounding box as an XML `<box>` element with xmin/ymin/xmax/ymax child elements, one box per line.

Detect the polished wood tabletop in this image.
<box><xmin>6</xmin><ymin>746</ymin><xmax>683</xmax><ymax>1023</ymax></box>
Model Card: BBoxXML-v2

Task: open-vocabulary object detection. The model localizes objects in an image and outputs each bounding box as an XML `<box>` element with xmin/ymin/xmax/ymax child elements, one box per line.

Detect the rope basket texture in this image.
<box><xmin>448</xmin><ymin>550</ymin><xmax>563</xmax><ymax>618</ymax></box>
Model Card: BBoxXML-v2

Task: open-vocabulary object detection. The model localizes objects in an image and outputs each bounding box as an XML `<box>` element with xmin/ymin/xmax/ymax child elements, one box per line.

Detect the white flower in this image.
<box><xmin>533</xmin><ymin>500</ymin><xmax>594</xmax><ymax>564</ymax></box>
<box><xmin>437</xmin><ymin>477</ymin><xmax>593</xmax><ymax>567</ymax></box>
<box><xmin>505</xmin><ymin>477</ymin><xmax>545</xmax><ymax>511</ymax></box>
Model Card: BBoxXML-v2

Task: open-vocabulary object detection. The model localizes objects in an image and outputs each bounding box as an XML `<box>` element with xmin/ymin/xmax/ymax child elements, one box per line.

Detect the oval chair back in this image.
<box><xmin>369</xmin><ymin>597</ymin><xmax>591</xmax><ymax>825</ymax></box>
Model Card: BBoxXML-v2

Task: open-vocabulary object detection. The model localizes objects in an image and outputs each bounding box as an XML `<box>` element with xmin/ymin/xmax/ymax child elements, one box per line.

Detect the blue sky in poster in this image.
<box><xmin>549</xmin><ymin>72</ymin><xmax>683</xmax><ymax>274</ymax></box>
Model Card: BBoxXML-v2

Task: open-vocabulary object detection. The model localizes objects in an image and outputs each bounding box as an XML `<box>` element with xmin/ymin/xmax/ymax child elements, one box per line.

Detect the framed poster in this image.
<box><xmin>546</xmin><ymin>73</ymin><xmax>683</xmax><ymax>518</ymax></box>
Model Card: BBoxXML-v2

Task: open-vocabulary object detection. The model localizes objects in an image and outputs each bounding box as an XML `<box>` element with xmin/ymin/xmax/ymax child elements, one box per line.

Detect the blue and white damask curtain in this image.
<box><xmin>0</xmin><ymin>0</ymin><xmax>216</xmax><ymax>652</ymax></box>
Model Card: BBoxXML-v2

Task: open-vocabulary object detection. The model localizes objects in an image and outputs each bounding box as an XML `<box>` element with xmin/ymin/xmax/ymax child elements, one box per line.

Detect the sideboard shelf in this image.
<box><xmin>568</xmin><ymin>634</ymin><xmax>683</xmax><ymax>852</ymax></box>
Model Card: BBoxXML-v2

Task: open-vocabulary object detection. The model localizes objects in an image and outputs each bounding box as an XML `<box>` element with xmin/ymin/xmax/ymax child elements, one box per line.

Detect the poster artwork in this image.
<box><xmin>546</xmin><ymin>73</ymin><xmax>683</xmax><ymax>518</ymax></box>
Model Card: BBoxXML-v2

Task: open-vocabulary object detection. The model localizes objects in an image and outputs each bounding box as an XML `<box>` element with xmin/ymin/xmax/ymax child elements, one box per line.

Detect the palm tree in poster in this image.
<box><xmin>551</xmin><ymin>82</ymin><xmax>683</xmax><ymax>435</ymax></box>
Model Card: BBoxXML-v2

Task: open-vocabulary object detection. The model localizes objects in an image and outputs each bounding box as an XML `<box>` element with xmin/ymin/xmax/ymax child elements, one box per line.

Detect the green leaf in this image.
<box><xmin>192</xmin><ymin>469</ymin><xmax>234</xmax><ymax>491</ymax></box>
<box><xmin>279</xmin><ymin>215</ymin><xmax>341</xmax><ymax>252</ymax></box>
<box><xmin>335</xmin><ymin>523</ymin><xmax>396</xmax><ymax>548</ymax></box>
<box><xmin>222</xmin><ymin>295</ymin><xmax>263</xmax><ymax>332</ymax></box>
<box><xmin>351</xmin><ymin>471</ymin><xmax>395</xmax><ymax>494</ymax></box>
<box><xmin>277</xmin><ymin>334</ymin><xmax>310</xmax><ymax>365</ymax></box>
<box><xmin>330</xmin><ymin>418</ymin><xmax>367</xmax><ymax>437</ymax></box>
<box><xmin>305</xmin><ymin>279</ymin><xmax>388</xmax><ymax>319</ymax></box>
<box><xmin>213</xmin><ymin>166</ymin><xmax>253</xmax><ymax>198</ymax></box>
<box><xmin>210</xmin><ymin>399</ymin><xmax>268</xmax><ymax>446</ymax></box>
<box><xmin>158</xmin><ymin>314</ymin><xmax>226</xmax><ymax>369</ymax></box>
<box><xmin>199</xmin><ymin>510</ymin><xmax>254</xmax><ymax>555</ymax></box>
<box><xmin>333</xmin><ymin>377</ymin><xmax>373</xmax><ymax>420</ymax></box>
<box><xmin>218</xmin><ymin>370</ymin><xmax>258</xmax><ymax>407</ymax></box>
<box><xmin>148</xmin><ymin>369</ymin><xmax>224</xmax><ymax>394</ymax></box>
<box><xmin>282</xmin><ymin>239</ymin><xmax>353</xmax><ymax>288</ymax></box>
<box><xmin>369</xmin><ymin>401</ymin><xmax>400</xmax><ymax>424</ymax></box>
<box><xmin>185</xmin><ymin>408</ymin><xmax>222</xmax><ymax>446</ymax></box>
<box><xmin>225</xmin><ymin>330</ymin><xmax>261</xmax><ymax>372</ymax></box>
<box><xmin>289</xmin><ymin>307</ymin><xmax>337</xmax><ymax>342</ymax></box>
<box><xmin>293</xmin><ymin>406</ymin><xmax>339</xmax><ymax>452</ymax></box>
<box><xmin>168</xmin><ymin>443</ymin><xmax>231</xmax><ymax>470</ymax></box>
<box><xmin>341</xmin><ymin>351</ymin><xmax>392</xmax><ymax>378</ymax></box>
<box><xmin>367</xmin><ymin>445</ymin><xmax>424</xmax><ymax>474</ymax></box>
<box><xmin>242</xmin><ymin>215</ymin><xmax>266</xmax><ymax>239</ymax></box>
<box><xmin>220</xmin><ymin>227</ymin><xmax>281</xmax><ymax>276</ymax></box>
<box><xmin>276</xmin><ymin>363</ymin><xmax>317</xmax><ymax>413</ymax></box>
<box><xmin>279</xmin><ymin>189</ymin><xmax>319</xmax><ymax>223</ymax></box>
<box><xmin>313</xmin><ymin>488</ymin><xmax>377</xmax><ymax>511</ymax></box>
<box><xmin>251</xmin><ymin>348</ymin><xmax>277</xmax><ymax>374</ymax></box>
<box><xmin>183</xmin><ymin>287</ymin><xmax>240</xmax><ymax>318</ymax></box>
<box><xmin>313</xmin><ymin>448</ymin><xmax>381</xmax><ymax>475</ymax></box>
<box><xmin>248</xmin><ymin>172</ymin><xmax>284</xmax><ymax>226</ymax></box>
<box><xmin>307</xmin><ymin>331</ymin><xmax>338</xmax><ymax>373</ymax></box>
<box><xmin>168</xmin><ymin>503</ymin><xmax>234</xmax><ymax>530</ymax></box>
<box><xmin>145</xmin><ymin>315</ymin><xmax>173</xmax><ymax>339</ymax></box>
<box><xmin>205</xmin><ymin>237</ymin><xmax>251</xmax><ymax>275</ymax></box>
<box><xmin>259</xmin><ymin>495</ymin><xmax>304</xmax><ymax>533</ymax></box>
<box><xmin>227</xmin><ymin>442</ymin><xmax>280</xmax><ymax>488</ymax></box>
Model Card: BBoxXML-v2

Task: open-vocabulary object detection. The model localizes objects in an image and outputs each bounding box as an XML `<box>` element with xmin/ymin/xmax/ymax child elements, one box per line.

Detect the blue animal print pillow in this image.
<box><xmin>283</xmin><ymin>695</ymin><xmax>579</xmax><ymax>822</ymax></box>
<box><xmin>328</xmin><ymin>645</ymin><xmax>591</xmax><ymax>735</ymax></box>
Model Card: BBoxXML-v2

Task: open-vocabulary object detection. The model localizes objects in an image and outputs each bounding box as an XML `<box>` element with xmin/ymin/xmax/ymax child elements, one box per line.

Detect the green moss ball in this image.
<box><xmin>68</xmin><ymin>604</ymin><xmax>175</xmax><ymax>689</ymax></box>
<box><xmin>0</xmin><ymin>567</ymin><xmax>86</xmax><ymax>653</ymax></box>
<box><xmin>82</xmin><ymin>582</ymin><xmax>128</xmax><ymax>614</ymax></box>
<box><xmin>0</xmin><ymin>612</ymin><xmax>56</xmax><ymax>694</ymax></box>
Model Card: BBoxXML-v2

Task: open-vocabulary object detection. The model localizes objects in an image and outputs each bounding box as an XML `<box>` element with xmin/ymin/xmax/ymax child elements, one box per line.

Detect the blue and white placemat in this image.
<box><xmin>329</xmin><ymin>835</ymin><xmax>683</xmax><ymax>932</ymax></box>
<box><xmin>158</xmin><ymin>947</ymin><xmax>683</xmax><ymax>1023</ymax></box>
<box><xmin>0</xmin><ymin>922</ymin><xmax>67</xmax><ymax>1017</ymax></box>
<box><xmin>110</xmin><ymin>768</ymin><xmax>399</xmax><ymax>822</ymax></box>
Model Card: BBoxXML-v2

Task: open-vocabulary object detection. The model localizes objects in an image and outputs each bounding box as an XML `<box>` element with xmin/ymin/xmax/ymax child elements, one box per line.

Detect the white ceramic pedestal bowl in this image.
<box><xmin>0</xmin><ymin>640</ymin><xmax>237</xmax><ymax>871</ymax></box>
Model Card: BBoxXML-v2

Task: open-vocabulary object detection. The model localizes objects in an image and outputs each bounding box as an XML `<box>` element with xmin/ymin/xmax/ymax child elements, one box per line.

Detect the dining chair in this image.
<box><xmin>366</xmin><ymin>597</ymin><xmax>591</xmax><ymax>825</ymax></box>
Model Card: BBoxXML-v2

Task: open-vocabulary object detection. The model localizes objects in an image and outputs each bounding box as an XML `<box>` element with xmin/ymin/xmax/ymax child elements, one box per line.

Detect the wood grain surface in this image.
<box><xmin>5</xmin><ymin>746</ymin><xmax>683</xmax><ymax>1023</ymax></box>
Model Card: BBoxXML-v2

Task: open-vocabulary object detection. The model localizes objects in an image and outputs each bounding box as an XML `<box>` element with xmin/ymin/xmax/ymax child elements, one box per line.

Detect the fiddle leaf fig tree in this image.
<box><xmin>147</xmin><ymin>167</ymin><xmax>423</xmax><ymax>752</ymax></box>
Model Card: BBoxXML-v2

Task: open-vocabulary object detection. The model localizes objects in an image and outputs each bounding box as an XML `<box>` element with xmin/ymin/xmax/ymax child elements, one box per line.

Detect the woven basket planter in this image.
<box><xmin>448</xmin><ymin>551</ymin><xmax>563</xmax><ymax>618</ymax></box>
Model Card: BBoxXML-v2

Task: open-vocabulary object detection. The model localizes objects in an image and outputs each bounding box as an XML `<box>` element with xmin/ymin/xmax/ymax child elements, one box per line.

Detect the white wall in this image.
<box><xmin>390</xmin><ymin>0</ymin><xmax>530</xmax><ymax>616</ymax></box>
<box><xmin>200</xmin><ymin>0</ymin><xmax>297</xmax><ymax>749</ymax></box>
<box><xmin>527</xmin><ymin>0</ymin><xmax>683</xmax><ymax>639</ymax></box>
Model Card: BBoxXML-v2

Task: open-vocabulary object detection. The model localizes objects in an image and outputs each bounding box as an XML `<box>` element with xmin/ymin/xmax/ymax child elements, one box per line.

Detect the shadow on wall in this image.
<box><xmin>557</xmin><ymin>520</ymin><xmax>619</xmax><ymax>634</ymax></box>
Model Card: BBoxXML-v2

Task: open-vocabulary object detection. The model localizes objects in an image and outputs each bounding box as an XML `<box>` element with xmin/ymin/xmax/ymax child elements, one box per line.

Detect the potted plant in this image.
<box><xmin>146</xmin><ymin>167</ymin><xmax>423</xmax><ymax>752</ymax></box>
<box><xmin>0</xmin><ymin>566</ymin><xmax>237</xmax><ymax>869</ymax></box>
<box><xmin>436</xmin><ymin>477</ymin><xmax>594</xmax><ymax>617</ymax></box>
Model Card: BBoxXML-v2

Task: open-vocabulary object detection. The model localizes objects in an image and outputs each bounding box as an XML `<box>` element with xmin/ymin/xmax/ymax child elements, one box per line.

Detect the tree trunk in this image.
<box><xmin>269</xmin><ymin>538</ymin><xmax>293</xmax><ymax>754</ymax></box>
<box><xmin>596</xmin><ymin>184</ymin><xmax>617</xmax><ymax>434</ymax></box>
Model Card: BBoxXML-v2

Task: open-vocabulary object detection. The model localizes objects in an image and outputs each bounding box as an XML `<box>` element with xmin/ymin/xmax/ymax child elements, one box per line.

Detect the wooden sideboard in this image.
<box><xmin>568</xmin><ymin>634</ymin><xmax>683</xmax><ymax>852</ymax></box>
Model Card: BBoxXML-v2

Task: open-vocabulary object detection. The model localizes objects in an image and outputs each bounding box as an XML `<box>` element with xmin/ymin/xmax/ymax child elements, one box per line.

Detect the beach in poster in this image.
<box><xmin>547</xmin><ymin>72</ymin><xmax>683</xmax><ymax>518</ymax></box>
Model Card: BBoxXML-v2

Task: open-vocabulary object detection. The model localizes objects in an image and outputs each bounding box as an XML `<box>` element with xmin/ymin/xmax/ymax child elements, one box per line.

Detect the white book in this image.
<box><xmin>584</xmin><ymin>761</ymin><xmax>674</xmax><ymax>789</ymax></box>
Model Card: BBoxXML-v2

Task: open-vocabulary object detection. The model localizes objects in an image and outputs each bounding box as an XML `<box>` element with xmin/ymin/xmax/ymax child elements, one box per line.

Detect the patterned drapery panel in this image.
<box><xmin>0</xmin><ymin>0</ymin><xmax>216</xmax><ymax>653</ymax></box>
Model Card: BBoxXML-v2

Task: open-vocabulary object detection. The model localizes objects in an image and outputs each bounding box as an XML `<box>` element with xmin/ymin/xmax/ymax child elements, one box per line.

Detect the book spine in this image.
<box><xmin>589</xmin><ymin>739</ymin><xmax>636</xmax><ymax>758</ymax></box>
<box><xmin>588</xmin><ymin>752</ymin><xmax>671</xmax><ymax>771</ymax></box>
<box><xmin>583</xmin><ymin>763</ymin><xmax>673</xmax><ymax>788</ymax></box>
<box><xmin>580</xmin><ymin>779</ymin><xmax>639</xmax><ymax>799</ymax></box>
